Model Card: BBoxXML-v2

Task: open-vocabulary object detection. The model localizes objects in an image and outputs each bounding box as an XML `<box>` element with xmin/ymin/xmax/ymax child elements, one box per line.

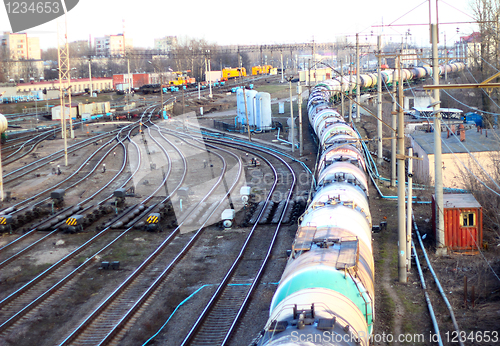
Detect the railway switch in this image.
<box><xmin>240</xmin><ymin>186</ymin><xmax>251</xmax><ymax>205</ymax></box>
<box><xmin>51</xmin><ymin>189</ymin><xmax>65</xmax><ymax>209</ymax></box>
<box><xmin>113</xmin><ymin>188</ymin><xmax>127</xmax><ymax>207</ymax></box>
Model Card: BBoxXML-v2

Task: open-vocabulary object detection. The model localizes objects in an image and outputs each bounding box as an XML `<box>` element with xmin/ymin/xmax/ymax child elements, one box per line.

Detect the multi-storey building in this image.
<box><xmin>94</xmin><ymin>34</ymin><xmax>133</xmax><ymax>56</ymax></box>
<box><xmin>69</xmin><ymin>40</ymin><xmax>91</xmax><ymax>57</ymax></box>
<box><xmin>455</xmin><ymin>32</ymin><xmax>481</xmax><ymax>67</ymax></box>
<box><xmin>0</xmin><ymin>32</ymin><xmax>43</xmax><ymax>82</ymax></box>
<box><xmin>154</xmin><ymin>36</ymin><xmax>177</xmax><ymax>53</ymax></box>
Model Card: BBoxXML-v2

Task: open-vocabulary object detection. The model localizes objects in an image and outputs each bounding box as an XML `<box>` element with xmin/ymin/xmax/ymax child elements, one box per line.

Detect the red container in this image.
<box><xmin>132</xmin><ymin>74</ymin><xmax>150</xmax><ymax>88</ymax></box>
<box><xmin>432</xmin><ymin>194</ymin><xmax>483</xmax><ymax>251</ymax></box>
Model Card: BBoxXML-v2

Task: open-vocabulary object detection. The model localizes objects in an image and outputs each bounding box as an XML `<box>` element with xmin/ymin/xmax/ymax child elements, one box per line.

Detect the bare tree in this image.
<box><xmin>456</xmin><ymin>152</ymin><xmax>500</xmax><ymax>235</ymax></box>
<box><xmin>470</xmin><ymin>0</ymin><xmax>500</xmax><ymax>121</ymax></box>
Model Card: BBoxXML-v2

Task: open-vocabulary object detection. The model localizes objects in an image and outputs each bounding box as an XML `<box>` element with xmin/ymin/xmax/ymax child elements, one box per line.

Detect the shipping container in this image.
<box><xmin>116</xmin><ymin>83</ymin><xmax>130</xmax><ymax>91</ymax></box>
<box><xmin>205</xmin><ymin>71</ymin><xmax>222</xmax><ymax>83</ymax></box>
<box><xmin>51</xmin><ymin>105</ymin><xmax>78</xmax><ymax>120</ymax></box>
<box><xmin>432</xmin><ymin>194</ymin><xmax>483</xmax><ymax>252</ymax></box>
<box><xmin>113</xmin><ymin>73</ymin><xmax>150</xmax><ymax>89</ymax></box>
<box><xmin>78</xmin><ymin>102</ymin><xmax>110</xmax><ymax>116</ymax></box>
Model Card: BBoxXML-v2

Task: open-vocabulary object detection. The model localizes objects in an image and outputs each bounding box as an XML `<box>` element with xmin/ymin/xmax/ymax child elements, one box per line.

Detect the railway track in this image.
<box><xmin>56</xmin><ymin>131</ymin><xmax>242</xmax><ymax>345</ymax></box>
<box><xmin>0</xmin><ymin>113</ymin><xmax>189</xmax><ymax>338</ymax></box>
<box><xmin>0</xmin><ymin>84</ymin><xmax>311</xmax><ymax>346</ymax></box>
<box><xmin>180</xmin><ymin>138</ymin><xmax>296</xmax><ymax>346</ymax></box>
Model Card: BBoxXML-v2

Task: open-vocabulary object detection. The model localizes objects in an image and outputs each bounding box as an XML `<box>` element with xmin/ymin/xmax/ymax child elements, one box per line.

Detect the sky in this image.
<box><xmin>0</xmin><ymin>0</ymin><xmax>478</xmax><ymax>50</ymax></box>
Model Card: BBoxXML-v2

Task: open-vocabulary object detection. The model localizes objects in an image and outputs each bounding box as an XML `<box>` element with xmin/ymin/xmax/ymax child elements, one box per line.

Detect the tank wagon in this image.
<box><xmin>257</xmin><ymin>77</ymin><xmax>376</xmax><ymax>346</ymax></box>
<box><xmin>315</xmin><ymin>62</ymin><xmax>465</xmax><ymax>101</ymax></box>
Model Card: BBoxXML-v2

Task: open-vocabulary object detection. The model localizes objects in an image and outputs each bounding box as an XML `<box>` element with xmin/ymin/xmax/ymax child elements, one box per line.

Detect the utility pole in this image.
<box><xmin>444</xmin><ymin>32</ymin><xmax>448</xmax><ymax>81</ymax></box>
<box><xmin>208</xmin><ymin>50</ymin><xmax>212</xmax><ymax>99</ymax></box>
<box><xmin>127</xmin><ymin>57</ymin><xmax>131</xmax><ymax>119</ymax></box>
<box><xmin>297</xmin><ymin>82</ymin><xmax>303</xmax><ymax>157</ymax></box>
<box><xmin>431</xmin><ymin>23</ymin><xmax>446</xmax><ymax>256</ymax></box>
<box><xmin>348</xmin><ymin>55</ymin><xmax>353</xmax><ymax>123</ymax></box>
<box><xmin>88</xmin><ymin>57</ymin><xmax>93</xmax><ymax>97</ymax></box>
<box><xmin>407</xmin><ymin>147</ymin><xmax>413</xmax><ymax>271</ymax></box>
<box><xmin>243</xmin><ymin>87</ymin><xmax>251</xmax><ymax>142</ymax></box>
<box><xmin>377</xmin><ymin>35</ymin><xmax>383</xmax><ymax>164</ymax></box>
<box><xmin>391</xmin><ymin>63</ymin><xmax>397</xmax><ymax>187</ymax></box>
<box><xmin>397</xmin><ymin>56</ymin><xmax>407</xmax><ymax>283</ymax></box>
<box><xmin>340</xmin><ymin>59</ymin><xmax>345</xmax><ymax>119</ymax></box>
<box><xmin>289</xmin><ymin>77</ymin><xmax>295</xmax><ymax>153</ymax></box>
<box><xmin>281</xmin><ymin>51</ymin><xmax>284</xmax><ymax>83</ymax></box>
<box><xmin>57</xmin><ymin>3</ymin><xmax>71</xmax><ymax>166</ymax></box>
<box><xmin>355</xmin><ymin>33</ymin><xmax>360</xmax><ymax>122</ymax></box>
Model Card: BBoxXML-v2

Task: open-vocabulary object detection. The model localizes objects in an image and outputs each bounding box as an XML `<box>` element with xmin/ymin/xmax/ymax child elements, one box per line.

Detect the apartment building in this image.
<box><xmin>94</xmin><ymin>34</ymin><xmax>133</xmax><ymax>56</ymax></box>
<box><xmin>154</xmin><ymin>36</ymin><xmax>177</xmax><ymax>52</ymax></box>
<box><xmin>1</xmin><ymin>32</ymin><xmax>43</xmax><ymax>82</ymax></box>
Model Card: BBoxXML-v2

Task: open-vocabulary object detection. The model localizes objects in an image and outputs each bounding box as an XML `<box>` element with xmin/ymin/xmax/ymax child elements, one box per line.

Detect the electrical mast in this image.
<box><xmin>57</xmin><ymin>2</ymin><xmax>73</xmax><ymax>166</ymax></box>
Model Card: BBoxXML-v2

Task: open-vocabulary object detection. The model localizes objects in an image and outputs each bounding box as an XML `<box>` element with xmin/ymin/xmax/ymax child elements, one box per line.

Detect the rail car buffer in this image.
<box><xmin>66</xmin><ymin>215</ymin><xmax>84</xmax><ymax>233</ymax></box>
<box><xmin>145</xmin><ymin>212</ymin><xmax>161</xmax><ymax>232</ymax></box>
<box><xmin>0</xmin><ymin>215</ymin><xmax>13</xmax><ymax>233</ymax></box>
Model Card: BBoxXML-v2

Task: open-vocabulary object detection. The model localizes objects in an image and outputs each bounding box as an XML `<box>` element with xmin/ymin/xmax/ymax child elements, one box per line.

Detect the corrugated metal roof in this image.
<box><xmin>411</xmin><ymin>128</ymin><xmax>500</xmax><ymax>154</ymax></box>
<box><xmin>440</xmin><ymin>193</ymin><xmax>481</xmax><ymax>209</ymax></box>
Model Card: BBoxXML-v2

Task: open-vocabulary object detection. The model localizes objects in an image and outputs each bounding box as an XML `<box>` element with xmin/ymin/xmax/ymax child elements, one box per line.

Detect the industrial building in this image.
<box><xmin>410</xmin><ymin>127</ymin><xmax>500</xmax><ymax>189</ymax></box>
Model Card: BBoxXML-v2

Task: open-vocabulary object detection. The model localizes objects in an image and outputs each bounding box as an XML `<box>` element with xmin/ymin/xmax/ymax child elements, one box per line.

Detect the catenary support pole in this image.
<box><xmin>355</xmin><ymin>33</ymin><xmax>360</xmax><ymax>122</ymax></box>
<box><xmin>289</xmin><ymin>78</ymin><xmax>295</xmax><ymax>153</ymax></box>
<box><xmin>298</xmin><ymin>83</ymin><xmax>303</xmax><ymax>157</ymax></box>
<box><xmin>377</xmin><ymin>36</ymin><xmax>383</xmax><ymax>164</ymax></box>
<box><xmin>340</xmin><ymin>59</ymin><xmax>345</xmax><ymax>119</ymax></box>
<box><xmin>397</xmin><ymin>56</ymin><xmax>407</xmax><ymax>283</ymax></box>
<box><xmin>431</xmin><ymin>23</ymin><xmax>446</xmax><ymax>256</ymax></box>
<box><xmin>407</xmin><ymin>147</ymin><xmax>413</xmax><ymax>271</ymax></box>
<box><xmin>391</xmin><ymin>65</ymin><xmax>397</xmax><ymax>187</ymax></box>
<box><xmin>348</xmin><ymin>55</ymin><xmax>353</xmax><ymax>123</ymax></box>
<box><xmin>242</xmin><ymin>87</ymin><xmax>251</xmax><ymax>142</ymax></box>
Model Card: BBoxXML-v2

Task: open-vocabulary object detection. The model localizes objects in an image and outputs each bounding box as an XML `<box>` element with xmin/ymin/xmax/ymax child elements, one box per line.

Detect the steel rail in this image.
<box><xmin>180</xmin><ymin>138</ymin><xmax>296</xmax><ymax>346</ymax></box>
<box><xmin>57</xmin><ymin>134</ymin><xmax>237</xmax><ymax>345</ymax></box>
<box><xmin>0</xmin><ymin>112</ymin><xmax>176</xmax><ymax>333</ymax></box>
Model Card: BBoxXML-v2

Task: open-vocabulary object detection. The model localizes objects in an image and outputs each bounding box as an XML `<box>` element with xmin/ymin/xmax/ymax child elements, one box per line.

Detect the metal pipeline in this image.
<box><xmin>413</xmin><ymin>214</ymin><xmax>465</xmax><ymax>346</ymax></box>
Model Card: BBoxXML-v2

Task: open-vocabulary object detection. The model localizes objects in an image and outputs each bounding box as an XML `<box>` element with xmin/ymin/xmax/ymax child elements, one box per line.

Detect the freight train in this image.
<box><xmin>256</xmin><ymin>74</ymin><xmax>374</xmax><ymax>346</ymax></box>
<box><xmin>315</xmin><ymin>62</ymin><xmax>465</xmax><ymax>102</ymax></box>
<box><xmin>256</xmin><ymin>62</ymin><xmax>466</xmax><ymax>346</ymax></box>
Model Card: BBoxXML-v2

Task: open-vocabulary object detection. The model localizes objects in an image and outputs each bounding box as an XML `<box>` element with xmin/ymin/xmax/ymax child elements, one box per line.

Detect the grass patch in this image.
<box><xmin>103</xmin><ymin>242</ymin><xmax>150</xmax><ymax>262</ymax></box>
<box><xmin>25</xmin><ymin>263</ymin><xmax>52</xmax><ymax>276</ymax></box>
<box><xmin>379</xmin><ymin>289</ymin><xmax>396</xmax><ymax>330</ymax></box>
<box><xmin>254</xmin><ymin>84</ymin><xmax>290</xmax><ymax>95</ymax></box>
